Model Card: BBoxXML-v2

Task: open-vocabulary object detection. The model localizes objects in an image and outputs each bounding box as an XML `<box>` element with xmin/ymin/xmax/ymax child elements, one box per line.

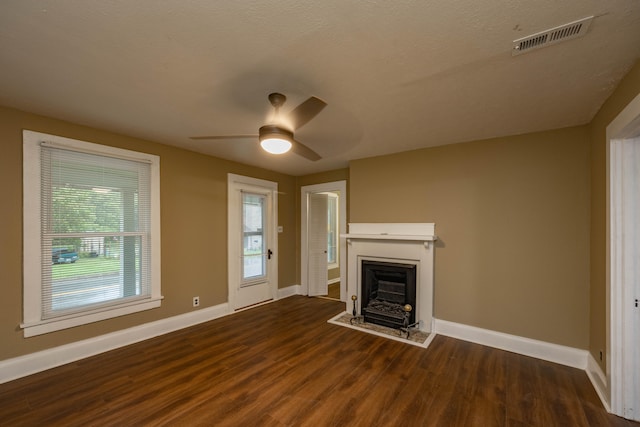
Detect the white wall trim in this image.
<box><xmin>0</xmin><ymin>294</ymin><xmax>608</xmax><ymax>404</ymax></box>
<box><xmin>277</xmin><ymin>284</ymin><xmax>301</xmax><ymax>299</ymax></box>
<box><xmin>1</xmin><ymin>302</ymin><xmax>229</xmax><ymax>384</ymax></box>
<box><xmin>587</xmin><ymin>352</ymin><xmax>611</xmax><ymax>412</ymax></box>
<box><xmin>1</xmin><ymin>291</ymin><xmax>304</xmax><ymax>384</ymax></box>
<box><xmin>606</xmin><ymin>92</ymin><xmax>640</xmax><ymax>419</ymax></box>
<box><xmin>327</xmin><ymin>278</ymin><xmax>341</xmax><ymax>285</ymax></box>
<box><xmin>300</xmin><ymin>180</ymin><xmax>347</xmax><ymax>301</ymax></box>
<box><xmin>434</xmin><ymin>318</ymin><xmax>588</xmax><ymax>369</ymax></box>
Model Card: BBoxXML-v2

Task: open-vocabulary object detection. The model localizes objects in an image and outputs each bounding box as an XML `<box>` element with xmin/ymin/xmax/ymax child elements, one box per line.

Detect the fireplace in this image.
<box><xmin>361</xmin><ymin>260</ymin><xmax>417</xmax><ymax>328</ymax></box>
<box><xmin>341</xmin><ymin>223</ymin><xmax>437</xmax><ymax>333</ymax></box>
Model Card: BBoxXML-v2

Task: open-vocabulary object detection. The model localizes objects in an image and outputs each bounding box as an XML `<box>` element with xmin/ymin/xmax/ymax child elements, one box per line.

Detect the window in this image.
<box><xmin>242</xmin><ymin>192</ymin><xmax>267</xmax><ymax>283</ymax></box>
<box><xmin>327</xmin><ymin>193</ymin><xmax>339</xmax><ymax>267</ymax></box>
<box><xmin>22</xmin><ymin>130</ymin><xmax>161</xmax><ymax>337</ymax></box>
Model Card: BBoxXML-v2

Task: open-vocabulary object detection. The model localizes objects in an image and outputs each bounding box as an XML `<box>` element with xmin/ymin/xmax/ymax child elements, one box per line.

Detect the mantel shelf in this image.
<box><xmin>340</xmin><ymin>233</ymin><xmax>437</xmax><ymax>242</ymax></box>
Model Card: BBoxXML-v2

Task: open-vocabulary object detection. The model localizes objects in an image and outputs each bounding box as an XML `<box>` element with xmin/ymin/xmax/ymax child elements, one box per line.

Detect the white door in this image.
<box><xmin>608</xmin><ymin>92</ymin><xmax>640</xmax><ymax>421</ymax></box>
<box><xmin>228</xmin><ymin>174</ymin><xmax>278</xmax><ymax>310</ymax></box>
<box><xmin>308</xmin><ymin>193</ymin><xmax>328</xmax><ymax>296</ymax></box>
<box><xmin>617</xmin><ymin>136</ymin><xmax>640</xmax><ymax>420</ymax></box>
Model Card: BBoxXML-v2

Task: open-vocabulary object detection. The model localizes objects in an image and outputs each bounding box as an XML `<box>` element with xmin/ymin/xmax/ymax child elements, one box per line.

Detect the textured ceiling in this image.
<box><xmin>1</xmin><ymin>1</ymin><xmax>639</xmax><ymax>175</ymax></box>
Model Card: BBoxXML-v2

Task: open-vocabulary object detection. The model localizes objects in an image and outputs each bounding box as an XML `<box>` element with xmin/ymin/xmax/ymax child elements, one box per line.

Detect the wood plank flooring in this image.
<box><xmin>0</xmin><ymin>296</ymin><xmax>636</xmax><ymax>426</ymax></box>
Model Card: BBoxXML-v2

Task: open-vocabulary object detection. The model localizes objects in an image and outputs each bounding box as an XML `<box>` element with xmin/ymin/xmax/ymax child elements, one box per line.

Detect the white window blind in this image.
<box><xmin>40</xmin><ymin>145</ymin><xmax>152</xmax><ymax>318</ymax></box>
<box><xmin>22</xmin><ymin>130</ymin><xmax>161</xmax><ymax>337</ymax></box>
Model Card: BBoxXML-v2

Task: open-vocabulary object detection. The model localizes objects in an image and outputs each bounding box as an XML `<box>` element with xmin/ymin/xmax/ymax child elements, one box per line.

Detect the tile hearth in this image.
<box><xmin>328</xmin><ymin>312</ymin><xmax>435</xmax><ymax>348</ymax></box>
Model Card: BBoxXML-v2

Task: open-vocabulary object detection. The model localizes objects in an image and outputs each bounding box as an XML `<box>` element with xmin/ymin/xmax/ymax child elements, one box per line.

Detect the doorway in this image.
<box><xmin>228</xmin><ymin>174</ymin><xmax>278</xmax><ymax>310</ymax></box>
<box><xmin>301</xmin><ymin>180</ymin><xmax>347</xmax><ymax>301</ymax></box>
<box><xmin>607</xmin><ymin>92</ymin><xmax>640</xmax><ymax>421</ymax></box>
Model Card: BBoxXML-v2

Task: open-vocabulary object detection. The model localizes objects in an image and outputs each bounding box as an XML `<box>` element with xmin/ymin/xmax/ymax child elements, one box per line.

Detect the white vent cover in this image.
<box><xmin>512</xmin><ymin>16</ymin><xmax>594</xmax><ymax>56</ymax></box>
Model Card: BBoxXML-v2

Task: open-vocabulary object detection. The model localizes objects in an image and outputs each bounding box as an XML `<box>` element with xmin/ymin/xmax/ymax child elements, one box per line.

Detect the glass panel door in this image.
<box><xmin>241</xmin><ymin>192</ymin><xmax>267</xmax><ymax>285</ymax></box>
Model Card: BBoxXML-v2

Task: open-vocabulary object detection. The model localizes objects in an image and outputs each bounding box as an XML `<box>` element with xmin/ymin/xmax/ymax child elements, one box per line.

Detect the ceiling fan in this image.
<box><xmin>190</xmin><ymin>92</ymin><xmax>327</xmax><ymax>161</ymax></box>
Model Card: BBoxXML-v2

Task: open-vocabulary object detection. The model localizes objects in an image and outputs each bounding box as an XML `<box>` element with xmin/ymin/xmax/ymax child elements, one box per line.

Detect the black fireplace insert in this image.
<box><xmin>361</xmin><ymin>260</ymin><xmax>417</xmax><ymax>329</ymax></box>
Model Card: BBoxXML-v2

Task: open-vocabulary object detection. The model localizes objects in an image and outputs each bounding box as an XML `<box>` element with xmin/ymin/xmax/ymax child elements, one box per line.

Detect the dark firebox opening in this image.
<box><xmin>361</xmin><ymin>260</ymin><xmax>417</xmax><ymax>329</ymax></box>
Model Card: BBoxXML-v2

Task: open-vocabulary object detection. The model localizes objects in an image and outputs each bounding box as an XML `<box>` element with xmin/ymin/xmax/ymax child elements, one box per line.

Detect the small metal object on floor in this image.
<box><xmin>399</xmin><ymin>304</ymin><xmax>420</xmax><ymax>339</ymax></box>
<box><xmin>349</xmin><ymin>294</ymin><xmax>364</xmax><ymax>325</ymax></box>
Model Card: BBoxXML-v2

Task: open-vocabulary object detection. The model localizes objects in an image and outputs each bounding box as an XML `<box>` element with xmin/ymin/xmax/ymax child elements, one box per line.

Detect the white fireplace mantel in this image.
<box><xmin>342</xmin><ymin>222</ymin><xmax>436</xmax><ymax>238</ymax></box>
<box><xmin>342</xmin><ymin>223</ymin><xmax>437</xmax><ymax>247</ymax></box>
<box><xmin>340</xmin><ymin>223</ymin><xmax>437</xmax><ymax>333</ymax></box>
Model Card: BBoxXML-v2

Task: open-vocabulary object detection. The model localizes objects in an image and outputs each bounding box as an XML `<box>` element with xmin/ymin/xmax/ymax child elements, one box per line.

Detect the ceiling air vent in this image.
<box><xmin>512</xmin><ymin>16</ymin><xmax>593</xmax><ymax>56</ymax></box>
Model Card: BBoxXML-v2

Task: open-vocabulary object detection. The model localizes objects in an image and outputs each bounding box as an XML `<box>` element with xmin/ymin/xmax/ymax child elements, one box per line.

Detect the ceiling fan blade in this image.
<box><xmin>288</xmin><ymin>96</ymin><xmax>327</xmax><ymax>130</ymax></box>
<box><xmin>190</xmin><ymin>134</ymin><xmax>257</xmax><ymax>140</ymax></box>
<box><xmin>291</xmin><ymin>138</ymin><xmax>321</xmax><ymax>161</ymax></box>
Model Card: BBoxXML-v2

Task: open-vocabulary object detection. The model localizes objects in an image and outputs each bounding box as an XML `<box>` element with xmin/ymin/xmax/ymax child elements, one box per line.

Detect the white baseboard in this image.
<box><xmin>0</xmin><ymin>295</ymin><xmax>606</xmax><ymax>402</ymax></box>
<box><xmin>1</xmin><ymin>289</ymin><xmax>304</xmax><ymax>384</ymax></box>
<box><xmin>277</xmin><ymin>284</ymin><xmax>301</xmax><ymax>299</ymax></box>
<box><xmin>434</xmin><ymin>318</ymin><xmax>588</xmax><ymax>369</ymax></box>
<box><xmin>435</xmin><ymin>319</ymin><xmax>614</xmax><ymax>413</ymax></box>
<box><xmin>586</xmin><ymin>352</ymin><xmax>610</xmax><ymax>412</ymax></box>
<box><xmin>0</xmin><ymin>302</ymin><xmax>230</xmax><ymax>384</ymax></box>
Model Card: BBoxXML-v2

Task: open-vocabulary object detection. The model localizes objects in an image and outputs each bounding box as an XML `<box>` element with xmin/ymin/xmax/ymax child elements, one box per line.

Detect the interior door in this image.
<box><xmin>620</xmin><ymin>136</ymin><xmax>640</xmax><ymax>421</ymax></box>
<box><xmin>307</xmin><ymin>193</ymin><xmax>328</xmax><ymax>296</ymax></box>
<box><xmin>228</xmin><ymin>174</ymin><xmax>277</xmax><ymax>310</ymax></box>
<box><xmin>610</xmin><ymin>130</ymin><xmax>640</xmax><ymax>421</ymax></box>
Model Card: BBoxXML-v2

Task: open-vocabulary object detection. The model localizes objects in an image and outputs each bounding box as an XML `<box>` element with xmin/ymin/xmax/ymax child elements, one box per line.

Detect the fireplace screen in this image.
<box><xmin>361</xmin><ymin>260</ymin><xmax>417</xmax><ymax>328</ymax></box>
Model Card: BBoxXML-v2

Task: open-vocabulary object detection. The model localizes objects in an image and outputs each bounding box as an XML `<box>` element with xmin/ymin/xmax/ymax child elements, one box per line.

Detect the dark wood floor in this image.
<box><xmin>0</xmin><ymin>296</ymin><xmax>636</xmax><ymax>426</ymax></box>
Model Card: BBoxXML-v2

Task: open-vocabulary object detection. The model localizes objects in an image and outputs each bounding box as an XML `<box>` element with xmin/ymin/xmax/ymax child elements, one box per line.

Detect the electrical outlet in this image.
<box><xmin>193</xmin><ymin>296</ymin><xmax>200</xmax><ymax>307</ymax></box>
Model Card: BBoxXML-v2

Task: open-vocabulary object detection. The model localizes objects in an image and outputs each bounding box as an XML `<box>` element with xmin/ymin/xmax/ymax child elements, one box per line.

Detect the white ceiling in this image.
<box><xmin>1</xmin><ymin>1</ymin><xmax>639</xmax><ymax>176</ymax></box>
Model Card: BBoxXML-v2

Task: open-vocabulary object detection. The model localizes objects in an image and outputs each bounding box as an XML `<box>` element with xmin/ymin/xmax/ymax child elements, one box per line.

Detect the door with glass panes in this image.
<box><xmin>227</xmin><ymin>174</ymin><xmax>277</xmax><ymax>310</ymax></box>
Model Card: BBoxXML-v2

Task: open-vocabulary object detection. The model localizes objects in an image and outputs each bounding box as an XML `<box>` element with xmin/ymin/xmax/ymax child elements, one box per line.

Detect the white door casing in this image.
<box><xmin>308</xmin><ymin>193</ymin><xmax>328</xmax><ymax>296</ymax></box>
<box><xmin>301</xmin><ymin>180</ymin><xmax>347</xmax><ymax>300</ymax></box>
<box><xmin>607</xmin><ymin>92</ymin><xmax>640</xmax><ymax>421</ymax></box>
<box><xmin>228</xmin><ymin>174</ymin><xmax>278</xmax><ymax>310</ymax></box>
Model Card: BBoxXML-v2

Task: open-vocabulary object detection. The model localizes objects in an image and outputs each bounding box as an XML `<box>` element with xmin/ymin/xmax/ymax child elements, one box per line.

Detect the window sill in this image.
<box><xmin>21</xmin><ymin>297</ymin><xmax>163</xmax><ymax>338</ymax></box>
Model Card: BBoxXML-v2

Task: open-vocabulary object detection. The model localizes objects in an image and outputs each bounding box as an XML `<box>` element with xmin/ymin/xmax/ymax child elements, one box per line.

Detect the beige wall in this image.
<box><xmin>4</xmin><ymin>59</ymin><xmax>638</xmax><ymax>366</ymax></box>
<box><xmin>588</xmin><ymin>60</ymin><xmax>640</xmax><ymax>370</ymax></box>
<box><xmin>0</xmin><ymin>106</ymin><xmax>297</xmax><ymax>360</ymax></box>
<box><xmin>350</xmin><ymin>127</ymin><xmax>591</xmax><ymax>348</ymax></box>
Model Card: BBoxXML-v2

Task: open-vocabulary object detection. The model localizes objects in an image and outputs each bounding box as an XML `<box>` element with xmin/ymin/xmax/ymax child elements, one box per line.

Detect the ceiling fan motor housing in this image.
<box><xmin>259</xmin><ymin>124</ymin><xmax>293</xmax><ymax>140</ymax></box>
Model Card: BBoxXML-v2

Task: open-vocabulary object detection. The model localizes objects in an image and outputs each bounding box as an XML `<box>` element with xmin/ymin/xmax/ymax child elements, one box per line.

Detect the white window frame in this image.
<box><xmin>22</xmin><ymin>130</ymin><xmax>162</xmax><ymax>337</ymax></box>
<box><xmin>241</xmin><ymin>190</ymin><xmax>268</xmax><ymax>285</ymax></box>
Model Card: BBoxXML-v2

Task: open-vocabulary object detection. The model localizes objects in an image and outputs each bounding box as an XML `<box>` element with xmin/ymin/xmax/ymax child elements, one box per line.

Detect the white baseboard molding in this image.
<box><xmin>0</xmin><ymin>302</ymin><xmax>230</xmax><ymax>384</ymax></box>
<box><xmin>434</xmin><ymin>319</ymin><xmax>616</xmax><ymax>412</ymax></box>
<box><xmin>277</xmin><ymin>284</ymin><xmax>301</xmax><ymax>299</ymax></box>
<box><xmin>0</xmin><ymin>295</ymin><xmax>605</xmax><ymax>402</ymax></box>
<box><xmin>434</xmin><ymin>319</ymin><xmax>588</xmax><ymax>370</ymax></box>
<box><xmin>586</xmin><ymin>352</ymin><xmax>610</xmax><ymax>412</ymax></box>
<box><xmin>1</xmin><ymin>290</ymin><xmax>304</xmax><ymax>384</ymax></box>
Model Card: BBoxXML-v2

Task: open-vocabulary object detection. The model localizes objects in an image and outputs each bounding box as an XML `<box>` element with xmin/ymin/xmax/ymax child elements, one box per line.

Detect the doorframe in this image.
<box><xmin>228</xmin><ymin>173</ymin><xmax>278</xmax><ymax>310</ymax></box>
<box><xmin>301</xmin><ymin>180</ymin><xmax>347</xmax><ymax>301</ymax></box>
<box><xmin>607</xmin><ymin>92</ymin><xmax>640</xmax><ymax>419</ymax></box>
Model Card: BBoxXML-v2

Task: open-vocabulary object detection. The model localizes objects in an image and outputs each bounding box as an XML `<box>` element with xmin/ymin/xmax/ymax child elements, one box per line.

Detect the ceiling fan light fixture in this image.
<box><xmin>261</xmin><ymin>137</ymin><xmax>292</xmax><ymax>154</ymax></box>
<box><xmin>259</xmin><ymin>125</ymin><xmax>293</xmax><ymax>154</ymax></box>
